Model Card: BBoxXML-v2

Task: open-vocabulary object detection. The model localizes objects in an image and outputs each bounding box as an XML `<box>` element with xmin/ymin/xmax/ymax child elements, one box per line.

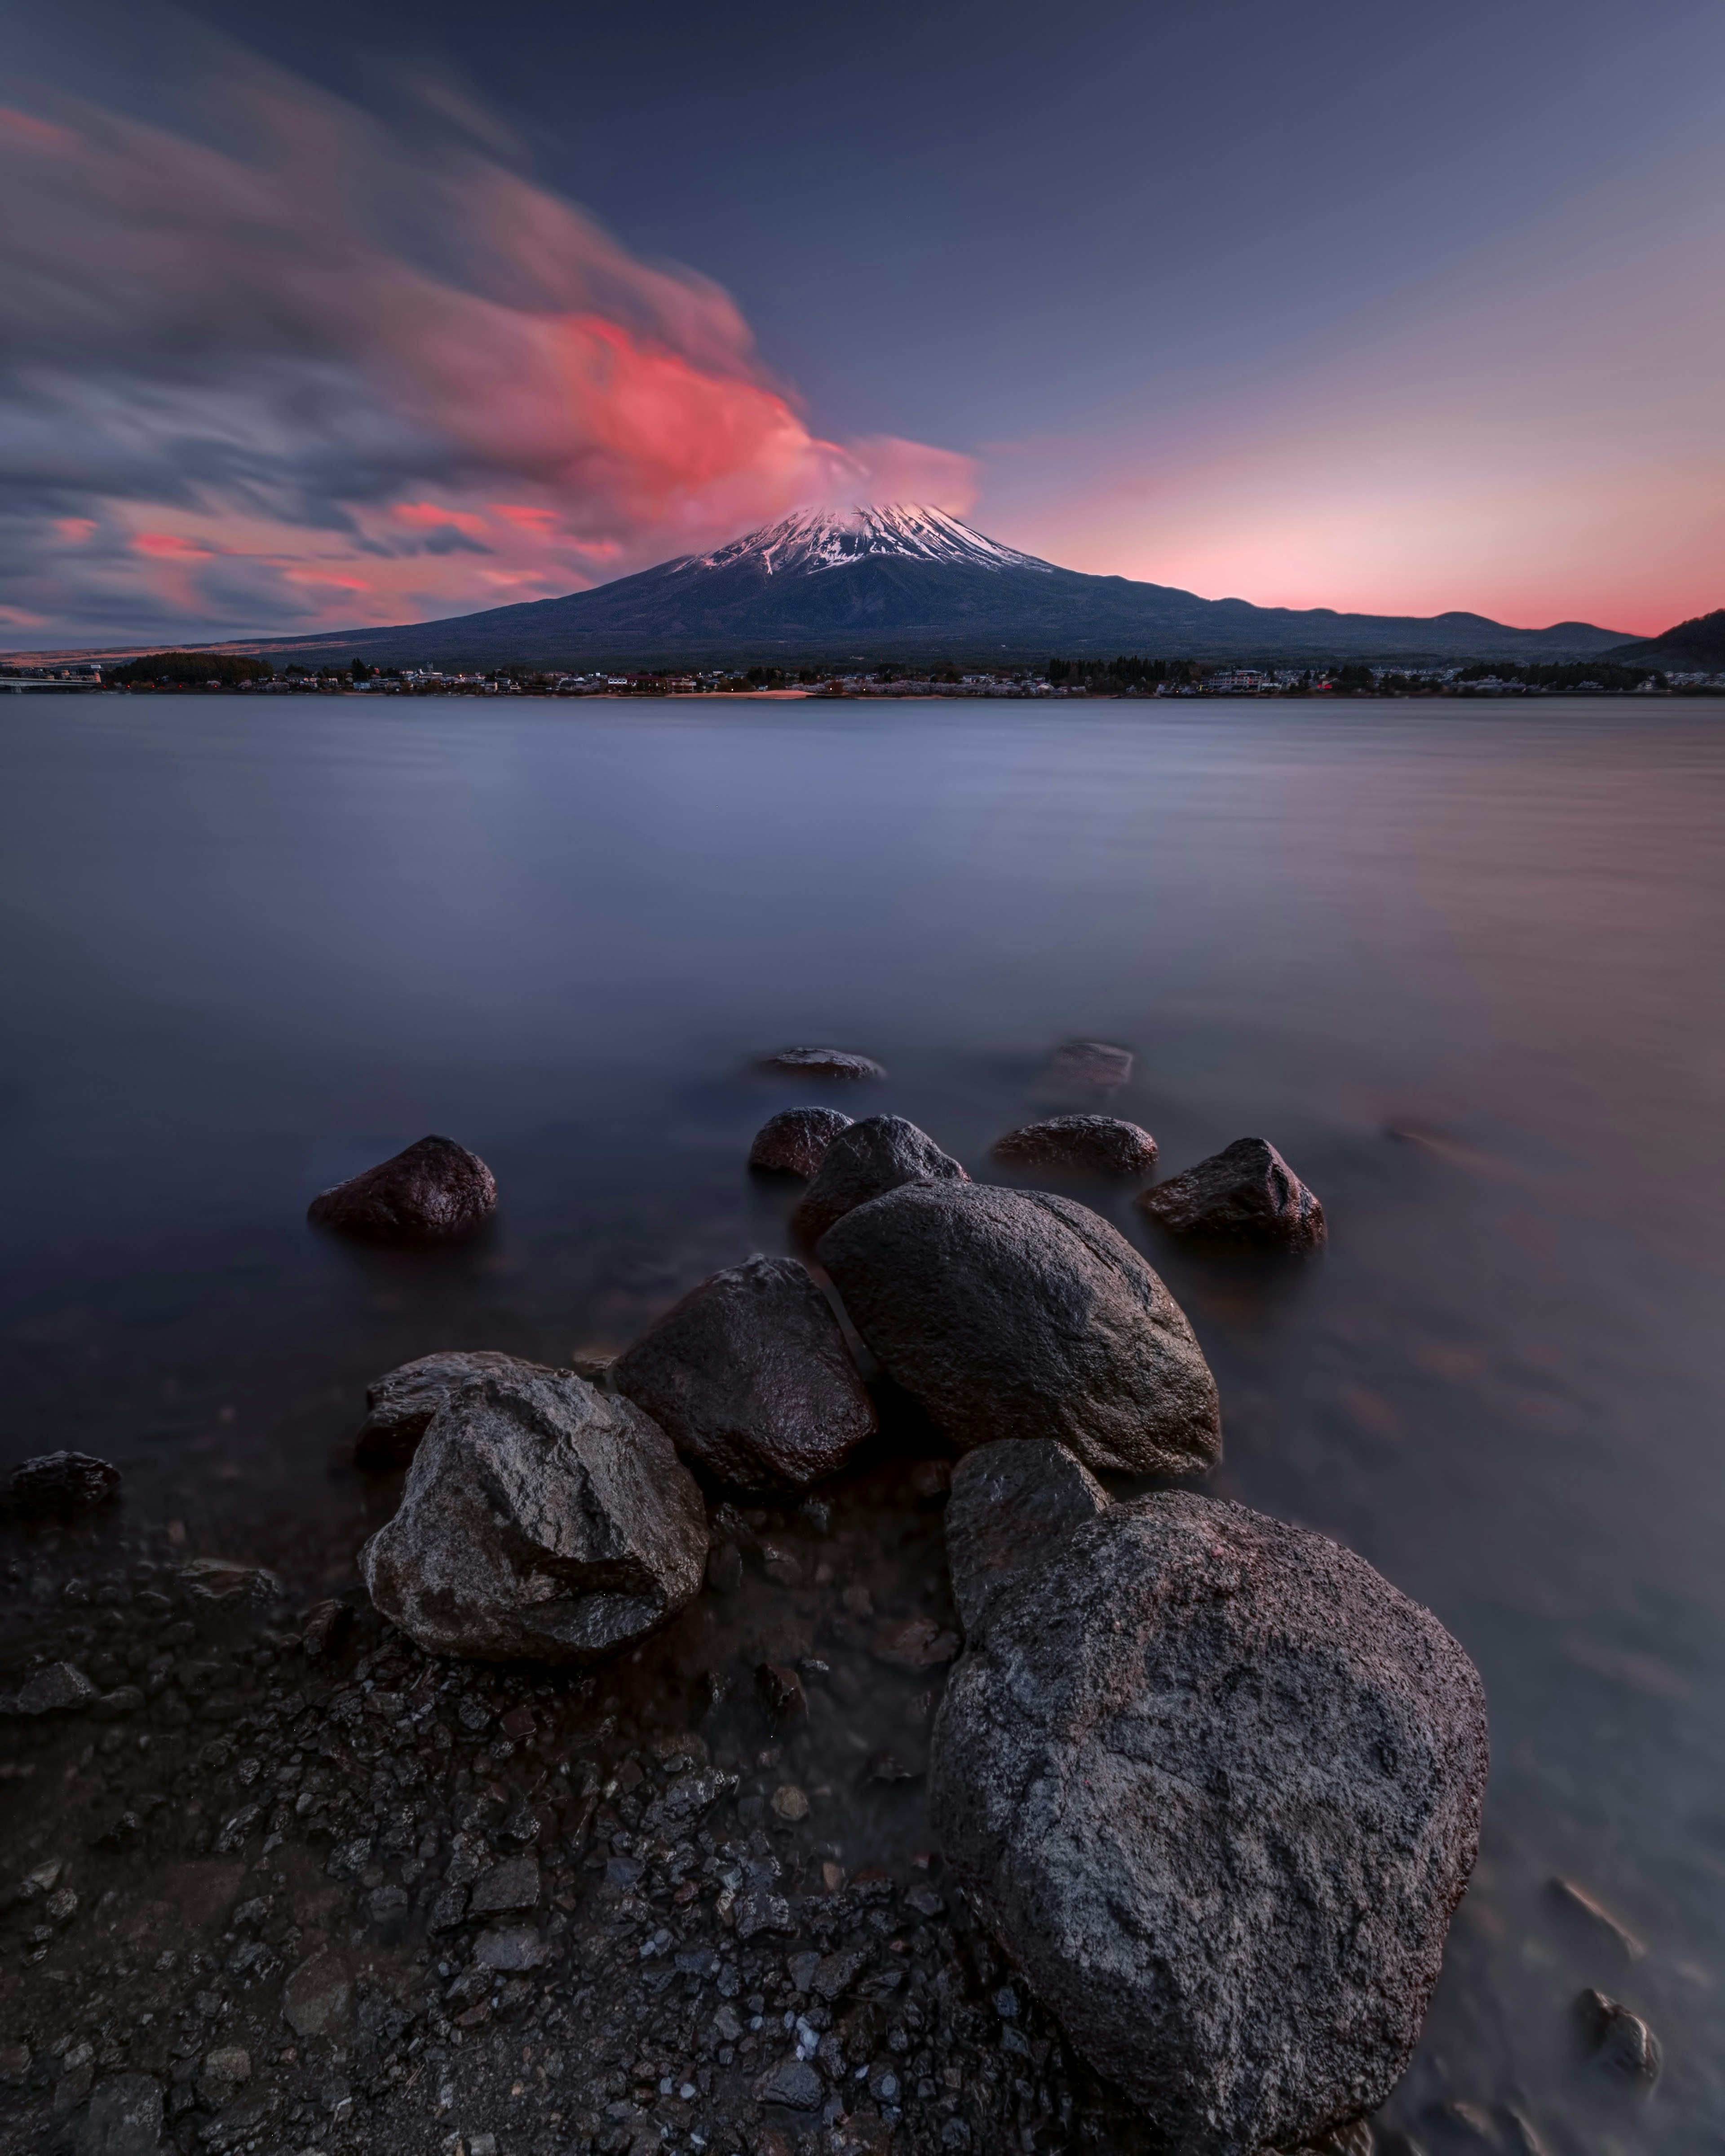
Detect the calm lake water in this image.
<box><xmin>2</xmin><ymin>693</ymin><xmax>1723</xmax><ymax>2149</ymax></box>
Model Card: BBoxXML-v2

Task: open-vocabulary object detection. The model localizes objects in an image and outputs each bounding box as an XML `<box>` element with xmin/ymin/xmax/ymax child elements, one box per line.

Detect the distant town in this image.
<box><xmin>2</xmin><ymin>655</ymin><xmax>1722</xmax><ymax>696</ymax></box>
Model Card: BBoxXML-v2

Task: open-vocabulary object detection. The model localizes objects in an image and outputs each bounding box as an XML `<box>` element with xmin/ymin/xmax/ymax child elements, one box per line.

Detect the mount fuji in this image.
<box><xmin>243</xmin><ymin>504</ymin><xmax>1626</xmax><ymax>669</ymax></box>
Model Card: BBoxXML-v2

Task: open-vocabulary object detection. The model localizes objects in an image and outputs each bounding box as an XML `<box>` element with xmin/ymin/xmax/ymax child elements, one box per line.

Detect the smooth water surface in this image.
<box><xmin>2</xmin><ymin>694</ymin><xmax>1723</xmax><ymax>2148</ymax></box>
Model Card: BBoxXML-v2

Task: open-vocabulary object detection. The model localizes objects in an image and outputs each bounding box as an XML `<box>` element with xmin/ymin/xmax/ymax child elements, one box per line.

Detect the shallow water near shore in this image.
<box><xmin>2</xmin><ymin>693</ymin><xmax>1723</xmax><ymax>2152</ymax></box>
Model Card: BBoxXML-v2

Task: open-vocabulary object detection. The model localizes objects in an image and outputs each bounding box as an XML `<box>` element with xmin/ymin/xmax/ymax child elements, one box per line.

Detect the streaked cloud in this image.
<box><xmin>0</xmin><ymin>48</ymin><xmax>975</xmax><ymax>646</ymax></box>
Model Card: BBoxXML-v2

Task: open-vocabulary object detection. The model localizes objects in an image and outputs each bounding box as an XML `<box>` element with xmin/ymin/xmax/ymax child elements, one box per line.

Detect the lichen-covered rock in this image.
<box><xmin>307</xmin><ymin>1134</ymin><xmax>496</xmax><ymax>1245</ymax></box>
<box><xmin>354</xmin><ymin>1349</ymin><xmax>559</xmax><ymax>1467</ymax></box>
<box><xmin>8</xmin><ymin>1451</ymin><xmax>121</xmax><ymax>1515</ymax></box>
<box><xmin>931</xmin><ymin>1476</ymin><xmax>1488</xmax><ymax>2153</ymax></box>
<box><xmin>361</xmin><ymin>1363</ymin><xmax>707</xmax><ymax>1663</ymax></box>
<box><xmin>791</xmin><ymin>1115</ymin><xmax>968</xmax><ymax>1247</ymax></box>
<box><xmin>817</xmin><ymin>1182</ymin><xmax>1220</xmax><ymax>1476</ymax></box>
<box><xmin>748</xmin><ymin>1106</ymin><xmax>855</xmax><ymax>1177</ymax></box>
<box><xmin>758</xmin><ymin>1047</ymin><xmax>886</xmax><ymax>1080</ymax></box>
<box><xmin>992</xmin><ymin>1115</ymin><xmax>1158</xmax><ymax>1176</ymax></box>
<box><xmin>611</xmin><ymin>1255</ymin><xmax>874</xmax><ymax>1494</ymax></box>
<box><xmin>1139</xmin><ymin>1135</ymin><xmax>1326</xmax><ymax>1253</ymax></box>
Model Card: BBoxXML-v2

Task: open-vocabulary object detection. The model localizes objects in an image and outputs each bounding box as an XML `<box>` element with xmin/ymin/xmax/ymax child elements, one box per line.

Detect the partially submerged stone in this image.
<box><xmin>758</xmin><ymin>1047</ymin><xmax>886</xmax><ymax>1081</ymax></box>
<box><xmin>612</xmin><ymin>1255</ymin><xmax>875</xmax><ymax>1494</ymax></box>
<box><xmin>791</xmin><ymin>1115</ymin><xmax>969</xmax><ymax>1247</ymax></box>
<box><xmin>931</xmin><ymin>1473</ymin><xmax>1488</xmax><ymax>2153</ymax></box>
<box><xmin>307</xmin><ymin>1134</ymin><xmax>497</xmax><ymax>1245</ymax></box>
<box><xmin>354</xmin><ymin>1349</ymin><xmax>559</xmax><ymax>1468</ymax></box>
<box><xmin>362</xmin><ymin>1363</ymin><xmax>708</xmax><ymax>1663</ymax></box>
<box><xmin>8</xmin><ymin>1451</ymin><xmax>121</xmax><ymax>1515</ymax></box>
<box><xmin>817</xmin><ymin>1182</ymin><xmax>1221</xmax><ymax>1477</ymax></box>
<box><xmin>1044</xmin><ymin>1039</ymin><xmax>1133</xmax><ymax>1092</ymax></box>
<box><xmin>748</xmin><ymin>1105</ymin><xmax>855</xmax><ymax>1177</ymax></box>
<box><xmin>991</xmin><ymin>1115</ymin><xmax>1158</xmax><ymax>1176</ymax></box>
<box><xmin>1139</xmin><ymin>1135</ymin><xmax>1327</xmax><ymax>1253</ymax></box>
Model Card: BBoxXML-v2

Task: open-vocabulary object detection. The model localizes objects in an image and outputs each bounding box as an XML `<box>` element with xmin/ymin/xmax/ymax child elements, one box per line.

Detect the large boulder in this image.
<box><xmin>816</xmin><ymin>1183</ymin><xmax>1220</xmax><ymax>1476</ymax></box>
<box><xmin>611</xmin><ymin>1255</ymin><xmax>876</xmax><ymax>1494</ymax></box>
<box><xmin>931</xmin><ymin>1458</ymin><xmax>1488</xmax><ymax>2154</ymax></box>
<box><xmin>791</xmin><ymin>1115</ymin><xmax>969</xmax><ymax>1247</ymax></box>
<box><xmin>1139</xmin><ymin>1136</ymin><xmax>1326</xmax><ymax>1253</ymax></box>
<box><xmin>992</xmin><ymin>1115</ymin><xmax>1158</xmax><ymax>1177</ymax></box>
<box><xmin>748</xmin><ymin>1106</ymin><xmax>854</xmax><ymax>1178</ymax></box>
<box><xmin>308</xmin><ymin>1134</ymin><xmax>496</xmax><ymax>1245</ymax></box>
<box><xmin>361</xmin><ymin>1364</ymin><xmax>708</xmax><ymax>1663</ymax></box>
<box><xmin>354</xmin><ymin>1350</ymin><xmax>559</xmax><ymax>1468</ymax></box>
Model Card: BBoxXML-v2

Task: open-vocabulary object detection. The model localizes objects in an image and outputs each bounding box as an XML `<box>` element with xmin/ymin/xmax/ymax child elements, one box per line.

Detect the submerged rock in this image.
<box><xmin>307</xmin><ymin>1133</ymin><xmax>496</xmax><ymax>1245</ymax></box>
<box><xmin>791</xmin><ymin>1114</ymin><xmax>969</xmax><ymax>1247</ymax></box>
<box><xmin>758</xmin><ymin>1047</ymin><xmax>886</xmax><ymax>1081</ymax></box>
<box><xmin>931</xmin><ymin>1467</ymin><xmax>1488</xmax><ymax>2154</ymax></box>
<box><xmin>991</xmin><ymin>1114</ymin><xmax>1158</xmax><ymax>1176</ymax></box>
<box><xmin>1138</xmin><ymin>1135</ymin><xmax>1327</xmax><ymax>1252</ymax></box>
<box><xmin>362</xmin><ymin>1363</ymin><xmax>708</xmax><ymax>1663</ymax></box>
<box><xmin>7</xmin><ymin>1451</ymin><xmax>121</xmax><ymax>1515</ymax></box>
<box><xmin>1044</xmin><ymin>1039</ymin><xmax>1133</xmax><ymax>1092</ymax></box>
<box><xmin>748</xmin><ymin>1105</ymin><xmax>855</xmax><ymax>1177</ymax></box>
<box><xmin>817</xmin><ymin>1181</ymin><xmax>1221</xmax><ymax>1476</ymax></box>
<box><xmin>611</xmin><ymin>1255</ymin><xmax>875</xmax><ymax>1494</ymax></box>
<box><xmin>354</xmin><ymin>1349</ymin><xmax>559</xmax><ymax>1468</ymax></box>
<box><xmin>1577</xmin><ymin>1989</ymin><xmax>1662</xmax><ymax>2084</ymax></box>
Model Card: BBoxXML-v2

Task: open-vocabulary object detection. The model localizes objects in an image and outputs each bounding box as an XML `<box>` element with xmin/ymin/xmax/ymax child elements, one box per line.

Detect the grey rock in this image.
<box><xmin>734</xmin><ymin>1886</ymin><xmax>796</xmax><ymax>1940</ymax></box>
<box><xmin>473</xmin><ymin>1923</ymin><xmax>551</xmax><ymax>1971</ymax></box>
<box><xmin>758</xmin><ymin>1047</ymin><xmax>886</xmax><ymax>1081</ymax></box>
<box><xmin>945</xmin><ymin>1440</ymin><xmax>1108</xmax><ymax>1636</ymax></box>
<box><xmin>361</xmin><ymin>1363</ymin><xmax>708</xmax><ymax>1663</ymax></box>
<box><xmin>1044</xmin><ymin>1039</ymin><xmax>1133</xmax><ymax>1092</ymax></box>
<box><xmin>817</xmin><ymin>1182</ymin><xmax>1221</xmax><ymax>1476</ymax></box>
<box><xmin>354</xmin><ymin>1349</ymin><xmax>560</xmax><ymax>1468</ymax></box>
<box><xmin>760</xmin><ymin>2056</ymin><xmax>824</xmax><ymax>2109</ymax></box>
<box><xmin>792</xmin><ymin>1115</ymin><xmax>969</xmax><ymax>1246</ymax></box>
<box><xmin>931</xmin><ymin>1486</ymin><xmax>1488</xmax><ymax>2154</ymax></box>
<box><xmin>469</xmin><ymin>1857</ymin><xmax>540</xmax><ymax>1917</ymax></box>
<box><xmin>281</xmin><ymin>1948</ymin><xmax>351</xmax><ymax>2039</ymax></box>
<box><xmin>612</xmin><ymin>1255</ymin><xmax>875</xmax><ymax>1494</ymax></box>
<box><xmin>9</xmin><ymin>1451</ymin><xmax>121</xmax><ymax>1515</ymax></box>
<box><xmin>992</xmin><ymin>1114</ymin><xmax>1157</xmax><ymax>1176</ymax></box>
<box><xmin>307</xmin><ymin>1133</ymin><xmax>496</xmax><ymax>1245</ymax></box>
<box><xmin>1577</xmin><ymin>1989</ymin><xmax>1662</xmax><ymax>2084</ymax></box>
<box><xmin>748</xmin><ymin>1106</ymin><xmax>855</xmax><ymax>1177</ymax></box>
<box><xmin>1139</xmin><ymin>1135</ymin><xmax>1327</xmax><ymax>1253</ymax></box>
<box><xmin>176</xmin><ymin>1557</ymin><xmax>281</xmax><ymax>1603</ymax></box>
<box><xmin>75</xmin><ymin>2073</ymin><xmax>163</xmax><ymax>2156</ymax></box>
<box><xmin>16</xmin><ymin>1661</ymin><xmax>98</xmax><ymax>1714</ymax></box>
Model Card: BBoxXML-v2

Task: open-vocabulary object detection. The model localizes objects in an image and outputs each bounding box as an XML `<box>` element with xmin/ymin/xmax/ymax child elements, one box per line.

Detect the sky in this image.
<box><xmin>2</xmin><ymin>0</ymin><xmax>1721</xmax><ymax>648</ymax></box>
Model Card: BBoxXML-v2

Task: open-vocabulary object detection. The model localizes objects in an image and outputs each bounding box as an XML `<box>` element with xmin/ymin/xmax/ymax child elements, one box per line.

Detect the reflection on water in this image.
<box><xmin>2</xmin><ymin>695</ymin><xmax>1723</xmax><ymax>2147</ymax></box>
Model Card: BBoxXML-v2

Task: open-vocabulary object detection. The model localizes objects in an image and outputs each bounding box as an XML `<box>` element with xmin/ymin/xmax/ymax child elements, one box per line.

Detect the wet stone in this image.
<box><xmin>992</xmin><ymin>1114</ymin><xmax>1158</xmax><ymax>1176</ymax></box>
<box><xmin>748</xmin><ymin>1106</ymin><xmax>855</xmax><ymax>1177</ymax></box>
<box><xmin>792</xmin><ymin>1114</ymin><xmax>969</xmax><ymax>1247</ymax></box>
<box><xmin>307</xmin><ymin>1132</ymin><xmax>497</xmax><ymax>1245</ymax></box>
<box><xmin>757</xmin><ymin>1047</ymin><xmax>887</xmax><ymax>1080</ymax></box>
<box><xmin>8</xmin><ymin>1450</ymin><xmax>122</xmax><ymax>1516</ymax></box>
<box><xmin>1578</xmin><ymin>1989</ymin><xmax>1662</xmax><ymax>2083</ymax></box>
<box><xmin>1138</xmin><ymin>1134</ymin><xmax>1327</xmax><ymax>1253</ymax></box>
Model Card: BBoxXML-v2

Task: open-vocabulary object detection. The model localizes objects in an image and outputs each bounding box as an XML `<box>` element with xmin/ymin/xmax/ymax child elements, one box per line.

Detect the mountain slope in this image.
<box><xmin>1604</xmin><ymin>608</ymin><xmax>1725</xmax><ymax>671</ymax></box>
<box><xmin>241</xmin><ymin>504</ymin><xmax>1630</xmax><ymax>669</ymax></box>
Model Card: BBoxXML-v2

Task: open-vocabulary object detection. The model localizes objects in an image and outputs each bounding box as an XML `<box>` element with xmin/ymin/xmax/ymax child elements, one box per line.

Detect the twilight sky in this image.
<box><xmin>3</xmin><ymin>0</ymin><xmax>1721</xmax><ymax>648</ymax></box>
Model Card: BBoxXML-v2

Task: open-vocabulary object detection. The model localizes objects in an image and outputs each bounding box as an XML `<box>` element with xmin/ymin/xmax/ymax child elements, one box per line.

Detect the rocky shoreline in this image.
<box><xmin>0</xmin><ymin>1068</ymin><xmax>1506</xmax><ymax>2156</ymax></box>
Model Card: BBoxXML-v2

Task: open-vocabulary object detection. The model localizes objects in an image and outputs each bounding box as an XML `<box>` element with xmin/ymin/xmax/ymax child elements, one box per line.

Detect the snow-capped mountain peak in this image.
<box><xmin>678</xmin><ymin>504</ymin><xmax>1057</xmax><ymax>579</ymax></box>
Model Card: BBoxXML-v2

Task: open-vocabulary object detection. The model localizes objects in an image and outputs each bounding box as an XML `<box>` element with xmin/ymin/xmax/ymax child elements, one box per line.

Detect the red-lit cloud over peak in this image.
<box><xmin>0</xmin><ymin>57</ymin><xmax>974</xmax><ymax>643</ymax></box>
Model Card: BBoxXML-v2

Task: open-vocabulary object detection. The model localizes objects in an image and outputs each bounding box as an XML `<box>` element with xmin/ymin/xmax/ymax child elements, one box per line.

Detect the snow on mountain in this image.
<box><xmin>677</xmin><ymin>503</ymin><xmax>1057</xmax><ymax>579</ymax></box>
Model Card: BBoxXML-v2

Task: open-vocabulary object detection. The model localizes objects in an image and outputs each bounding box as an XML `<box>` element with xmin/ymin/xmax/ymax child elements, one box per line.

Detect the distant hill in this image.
<box><xmin>221</xmin><ymin>504</ymin><xmax>1630</xmax><ymax>671</ymax></box>
<box><xmin>1604</xmin><ymin>608</ymin><xmax>1725</xmax><ymax>671</ymax></box>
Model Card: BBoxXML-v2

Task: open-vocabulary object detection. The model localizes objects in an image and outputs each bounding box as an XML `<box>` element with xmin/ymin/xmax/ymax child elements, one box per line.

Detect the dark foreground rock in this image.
<box><xmin>944</xmin><ymin>1439</ymin><xmax>1107</xmax><ymax>1636</ymax></box>
<box><xmin>354</xmin><ymin>1350</ymin><xmax>562</xmax><ymax>1467</ymax></box>
<box><xmin>747</xmin><ymin>1105</ymin><xmax>855</xmax><ymax>1177</ymax></box>
<box><xmin>931</xmin><ymin>1463</ymin><xmax>1489</xmax><ymax>2153</ymax></box>
<box><xmin>992</xmin><ymin>1115</ymin><xmax>1158</xmax><ymax>1176</ymax></box>
<box><xmin>758</xmin><ymin>1047</ymin><xmax>886</xmax><ymax>1080</ymax></box>
<box><xmin>818</xmin><ymin>1182</ymin><xmax>1221</xmax><ymax>1476</ymax></box>
<box><xmin>307</xmin><ymin>1135</ymin><xmax>497</xmax><ymax>1245</ymax></box>
<box><xmin>7</xmin><ymin>1451</ymin><xmax>121</xmax><ymax>1515</ymax></box>
<box><xmin>1138</xmin><ymin>1135</ymin><xmax>1327</xmax><ymax>1253</ymax></box>
<box><xmin>612</xmin><ymin>1255</ymin><xmax>876</xmax><ymax>1494</ymax></box>
<box><xmin>1044</xmin><ymin>1040</ymin><xmax>1134</xmax><ymax>1091</ymax></box>
<box><xmin>363</xmin><ymin>1363</ymin><xmax>708</xmax><ymax>1661</ymax></box>
<box><xmin>791</xmin><ymin>1116</ymin><xmax>969</xmax><ymax>1247</ymax></box>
